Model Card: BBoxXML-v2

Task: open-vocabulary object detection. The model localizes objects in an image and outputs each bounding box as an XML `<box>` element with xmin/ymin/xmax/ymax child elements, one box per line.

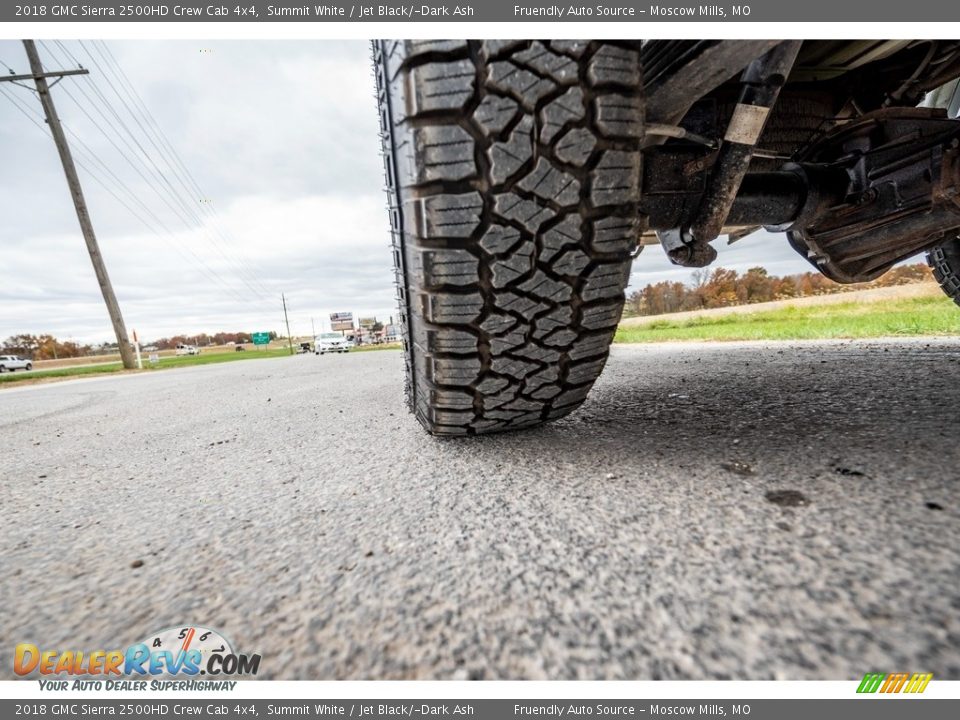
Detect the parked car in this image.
<box><xmin>175</xmin><ymin>344</ymin><xmax>201</xmax><ymax>356</ymax></box>
<box><xmin>314</xmin><ymin>333</ymin><xmax>351</xmax><ymax>354</ymax></box>
<box><xmin>0</xmin><ymin>355</ymin><xmax>32</xmax><ymax>372</ymax></box>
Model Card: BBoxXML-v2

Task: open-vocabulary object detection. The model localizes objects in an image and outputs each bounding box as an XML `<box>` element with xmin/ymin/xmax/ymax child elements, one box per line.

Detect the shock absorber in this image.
<box><xmin>661</xmin><ymin>41</ymin><xmax>803</xmax><ymax>267</ymax></box>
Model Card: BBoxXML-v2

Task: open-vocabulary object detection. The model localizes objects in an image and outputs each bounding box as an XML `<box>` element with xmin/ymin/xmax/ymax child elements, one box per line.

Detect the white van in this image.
<box><xmin>175</xmin><ymin>344</ymin><xmax>201</xmax><ymax>356</ymax></box>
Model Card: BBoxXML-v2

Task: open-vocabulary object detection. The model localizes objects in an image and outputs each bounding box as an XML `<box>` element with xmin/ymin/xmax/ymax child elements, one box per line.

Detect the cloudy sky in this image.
<box><xmin>0</xmin><ymin>40</ymin><xmax>810</xmax><ymax>344</ymax></box>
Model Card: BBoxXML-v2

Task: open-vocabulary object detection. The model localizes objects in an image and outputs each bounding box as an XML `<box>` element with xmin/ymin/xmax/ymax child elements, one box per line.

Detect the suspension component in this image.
<box><xmin>784</xmin><ymin>108</ymin><xmax>960</xmax><ymax>282</ymax></box>
<box><xmin>687</xmin><ymin>41</ymin><xmax>803</xmax><ymax>250</ymax></box>
<box><xmin>654</xmin><ymin>41</ymin><xmax>803</xmax><ymax>266</ymax></box>
<box><xmin>642</xmin><ymin>107</ymin><xmax>960</xmax><ymax>283</ymax></box>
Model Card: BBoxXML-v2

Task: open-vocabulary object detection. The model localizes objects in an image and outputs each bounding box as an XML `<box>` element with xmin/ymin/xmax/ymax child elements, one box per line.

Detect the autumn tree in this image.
<box><xmin>621</xmin><ymin>262</ymin><xmax>932</xmax><ymax>318</ymax></box>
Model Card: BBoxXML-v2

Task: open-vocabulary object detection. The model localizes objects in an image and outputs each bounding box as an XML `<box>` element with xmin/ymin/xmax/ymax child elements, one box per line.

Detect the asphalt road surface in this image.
<box><xmin>2</xmin><ymin>340</ymin><xmax>959</xmax><ymax>680</ymax></box>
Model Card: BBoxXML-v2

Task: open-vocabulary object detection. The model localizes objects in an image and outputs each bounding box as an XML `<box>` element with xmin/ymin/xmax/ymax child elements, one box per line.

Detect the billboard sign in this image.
<box><xmin>330</xmin><ymin>312</ymin><xmax>354</xmax><ymax>332</ymax></box>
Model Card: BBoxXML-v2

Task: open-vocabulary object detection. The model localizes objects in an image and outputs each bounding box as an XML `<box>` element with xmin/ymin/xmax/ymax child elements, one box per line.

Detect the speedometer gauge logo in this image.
<box><xmin>139</xmin><ymin>626</ymin><xmax>235</xmax><ymax>676</ymax></box>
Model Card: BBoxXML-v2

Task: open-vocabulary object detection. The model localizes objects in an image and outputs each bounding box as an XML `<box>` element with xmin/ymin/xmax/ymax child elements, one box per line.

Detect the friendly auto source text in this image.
<box><xmin>513</xmin><ymin>5</ymin><xmax>746</xmax><ymax>17</ymax></box>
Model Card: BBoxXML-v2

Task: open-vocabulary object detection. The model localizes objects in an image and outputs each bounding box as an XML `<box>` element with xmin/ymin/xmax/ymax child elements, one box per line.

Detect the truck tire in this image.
<box><xmin>928</xmin><ymin>237</ymin><xmax>960</xmax><ymax>306</ymax></box>
<box><xmin>374</xmin><ymin>40</ymin><xmax>644</xmax><ymax>435</ymax></box>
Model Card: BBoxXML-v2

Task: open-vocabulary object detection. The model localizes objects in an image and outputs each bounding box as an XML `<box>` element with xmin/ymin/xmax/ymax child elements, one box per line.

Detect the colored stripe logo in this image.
<box><xmin>857</xmin><ymin>672</ymin><xmax>933</xmax><ymax>694</ymax></box>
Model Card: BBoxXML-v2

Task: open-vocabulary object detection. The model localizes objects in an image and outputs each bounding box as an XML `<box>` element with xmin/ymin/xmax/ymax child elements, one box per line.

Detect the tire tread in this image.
<box><xmin>373</xmin><ymin>40</ymin><xmax>643</xmax><ymax>435</ymax></box>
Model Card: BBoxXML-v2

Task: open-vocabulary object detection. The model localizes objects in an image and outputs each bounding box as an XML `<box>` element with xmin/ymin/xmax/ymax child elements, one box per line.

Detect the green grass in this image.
<box><xmin>0</xmin><ymin>362</ymin><xmax>125</xmax><ymax>383</ymax></box>
<box><xmin>0</xmin><ymin>345</ymin><xmax>405</xmax><ymax>386</ymax></box>
<box><xmin>152</xmin><ymin>349</ymin><xmax>292</xmax><ymax>367</ymax></box>
<box><xmin>0</xmin><ymin>349</ymin><xmax>293</xmax><ymax>385</ymax></box>
<box><xmin>615</xmin><ymin>295</ymin><xmax>960</xmax><ymax>344</ymax></box>
<box><xmin>350</xmin><ymin>343</ymin><xmax>402</xmax><ymax>353</ymax></box>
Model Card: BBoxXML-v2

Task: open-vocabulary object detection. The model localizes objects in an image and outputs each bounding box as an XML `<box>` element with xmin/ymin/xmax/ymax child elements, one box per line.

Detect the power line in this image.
<box><xmin>86</xmin><ymin>40</ymin><xmax>274</xmax><ymax>297</ymax></box>
<box><xmin>5</xmin><ymin>40</ymin><xmax>278</xmax><ymax>310</ymax></box>
<box><xmin>39</xmin><ymin>42</ymin><xmax>196</xmax><ymax>216</ymax></box>
<box><xmin>0</xmin><ymin>85</ymin><xmax>255</xmax><ymax>305</ymax></box>
<box><xmin>1</xmin><ymin>84</ymin><xmax>152</xmax><ymax>218</ymax></box>
<box><xmin>0</xmin><ymin>77</ymin><xmax>259</xmax><ymax>306</ymax></box>
<box><xmin>52</xmin><ymin>39</ymin><xmax>83</xmax><ymax>68</ymax></box>
<box><xmin>43</xmin><ymin>42</ymin><xmax>207</xmax><ymax>225</ymax></box>
<box><xmin>29</xmin><ymin>88</ymin><xmax>253</xmax><ymax>302</ymax></box>
<box><xmin>95</xmin><ymin>42</ymin><xmax>206</xmax><ymax>199</ymax></box>
<box><xmin>38</xmin><ymin>40</ymin><xmax>270</xmax><ymax>303</ymax></box>
<box><xmin>34</xmin><ymin>41</ymin><xmax>265</xmax><ymax>304</ymax></box>
<box><xmin>75</xmin><ymin>40</ymin><xmax>273</xmax><ymax>298</ymax></box>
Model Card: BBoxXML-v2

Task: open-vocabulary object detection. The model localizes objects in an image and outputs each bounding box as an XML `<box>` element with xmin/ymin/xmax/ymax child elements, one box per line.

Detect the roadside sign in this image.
<box><xmin>252</xmin><ymin>332</ymin><xmax>270</xmax><ymax>345</ymax></box>
<box><xmin>330</xmin><ymin>312</ymin><xmax>353</xmax><ymax>332</ymax></box>
<box><xmin>148</xmin><ymin>354</ymin><xmax>160</xmax><ymax>365</ymax></box>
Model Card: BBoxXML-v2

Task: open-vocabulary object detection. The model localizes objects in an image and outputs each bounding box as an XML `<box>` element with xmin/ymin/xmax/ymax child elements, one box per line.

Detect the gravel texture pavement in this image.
<box><xmin>2</xmin><ymin>340</ymin><xmax>958</xmax><ymax>679</ymax></box>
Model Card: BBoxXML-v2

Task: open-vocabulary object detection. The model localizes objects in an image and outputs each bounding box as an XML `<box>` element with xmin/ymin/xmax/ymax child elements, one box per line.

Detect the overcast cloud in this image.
<box><xmin>0</xmin><ymin>40</ymin><xmax>812</xmax><ymax>344</ymax></box>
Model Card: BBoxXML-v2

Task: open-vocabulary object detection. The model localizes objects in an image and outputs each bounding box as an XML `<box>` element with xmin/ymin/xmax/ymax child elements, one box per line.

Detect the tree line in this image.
<box><xmin>624</xmin><ymin>263</ymin><xmax>933</xmax><ymax>318</ymax></box>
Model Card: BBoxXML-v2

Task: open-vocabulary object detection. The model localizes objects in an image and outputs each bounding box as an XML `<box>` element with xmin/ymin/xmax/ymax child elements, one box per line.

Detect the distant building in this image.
<box><xmin>383</xmin><ymin>324</ymin><xmax>402</xmax><ymax>343</ymax></box>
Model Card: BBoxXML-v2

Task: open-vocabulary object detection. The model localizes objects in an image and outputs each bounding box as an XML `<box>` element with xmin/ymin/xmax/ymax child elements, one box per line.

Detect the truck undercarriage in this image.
<box><xmin>639</xmin><ymin>40</ymin><xmax>960</xmax><ymax>284</ymax></box>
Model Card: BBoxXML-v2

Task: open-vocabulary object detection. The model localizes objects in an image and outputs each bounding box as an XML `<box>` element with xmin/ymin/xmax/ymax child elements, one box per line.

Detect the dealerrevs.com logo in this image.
<box><xmin>15</xmin><ymin>626</ymin><xmax>261</xmax><ymax>690</ymax></box>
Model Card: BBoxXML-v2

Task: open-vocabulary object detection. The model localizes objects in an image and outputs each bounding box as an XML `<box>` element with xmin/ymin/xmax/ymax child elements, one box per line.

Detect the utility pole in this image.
<box><xmin>282</xmin><ymin>293</ymin><xmax>293</xmax><ymax>355</ymax></box>
<box><xmin>3</xmin><ymin>41</ymin><xmax>136</xmax><ymax>368</ymax></box>
<box><xmin>311</xmin><ymin>316</ymin><xmax>316</xmax><ymax>339</ymax></box>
